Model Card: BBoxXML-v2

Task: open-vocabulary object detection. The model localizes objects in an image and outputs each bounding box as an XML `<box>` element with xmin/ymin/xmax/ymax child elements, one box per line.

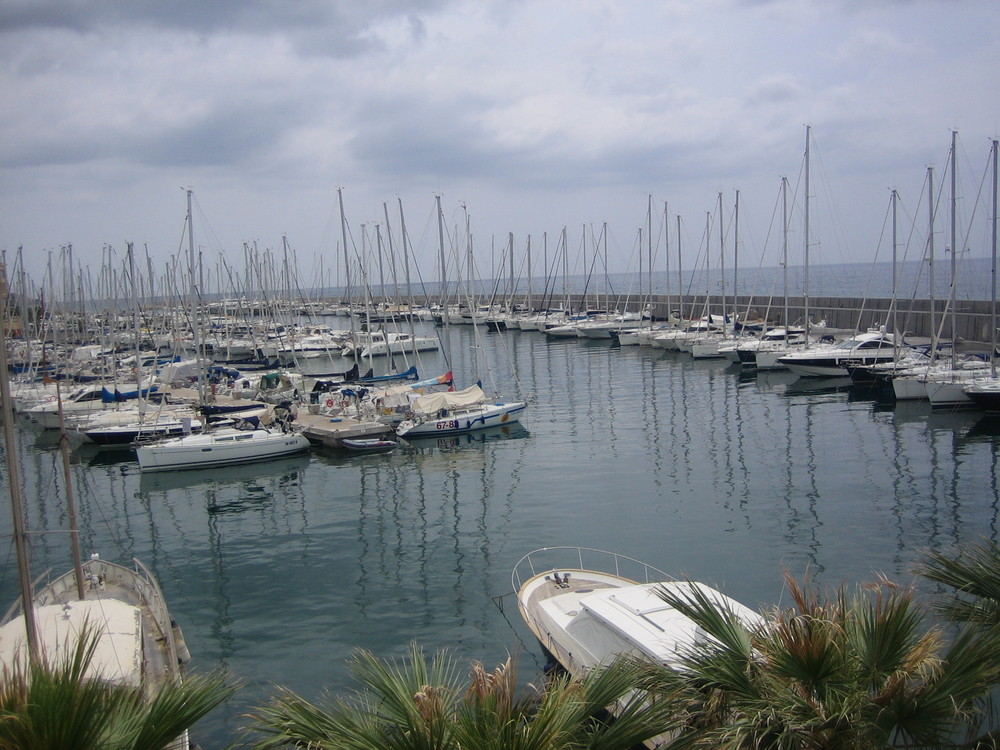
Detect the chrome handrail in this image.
<box><xmin>511</xmin><ymin>546</ymin><xmax>671</xmax><ymax>593</ymax></box>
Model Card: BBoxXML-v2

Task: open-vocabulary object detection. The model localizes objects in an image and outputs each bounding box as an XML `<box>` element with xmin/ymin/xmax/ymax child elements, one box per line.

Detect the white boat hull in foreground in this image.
<box><xmin>512</xmin><ymin>546</ymin><xmax>760</xmax><ymax>676</ymax></box>
<box><xmin>0</xmin><ymin>555</ymin><xmax>191</xmax><ymax>750</ymax></box>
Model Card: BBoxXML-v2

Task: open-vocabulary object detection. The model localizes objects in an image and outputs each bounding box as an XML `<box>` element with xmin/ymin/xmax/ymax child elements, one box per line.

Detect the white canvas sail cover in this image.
<box><xmin>0</xmin><ymin>599</ymin><xmax>143</xmax><ymax>686</ymax></box>
<box><xmin>375</xmin><ymin>384</ymin><xmax>418</xmax><ymax>410</ymax></box>
<box><xmin>410</xmin><ymin>384</ymin><xmax>485</xmax><ymax>414</ymax></box>
<box><xmin>156</xmin><ymin>359</ymin><xmax>201</xmax><ymax>383</ymax></box>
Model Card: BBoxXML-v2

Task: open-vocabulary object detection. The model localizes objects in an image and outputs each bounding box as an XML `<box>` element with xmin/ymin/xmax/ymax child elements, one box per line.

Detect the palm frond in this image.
<box><xmin>917</xmin><ymin>543</ymin><xmax>1000</xmax><ymax>627</ymax></box>
<box><xmin>0</xmin><ymin>625</ymin><xmax>233</xmax><ymax>750</ymax></box>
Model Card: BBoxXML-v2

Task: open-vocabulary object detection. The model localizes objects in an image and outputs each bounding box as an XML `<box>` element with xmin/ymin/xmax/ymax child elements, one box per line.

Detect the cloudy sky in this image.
<box><xmin>1</xmin><ymin>0</ymin><xmax>998</xmax><ymax>289</ymax></box>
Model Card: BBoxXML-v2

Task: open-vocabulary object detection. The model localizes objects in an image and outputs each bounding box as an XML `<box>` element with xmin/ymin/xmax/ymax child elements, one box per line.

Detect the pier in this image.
<box><xmin>394</xmin><ymin>293</ymin><xmax>998</xmax><ymax>348</ymax></box>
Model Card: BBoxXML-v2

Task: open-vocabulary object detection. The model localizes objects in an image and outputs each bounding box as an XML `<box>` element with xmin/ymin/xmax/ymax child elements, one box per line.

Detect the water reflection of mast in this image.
<box><xmin>702</xmin><ymin>359</ymin><xmax>724</xmax><ymax>500</ymax></box>
<box><xmin>678</xmin><ymin>343</ymin><xmax>693</xmax><ymax>486</ymax></box>
<box><xmin>727</xmin><ymin>361</ymin><xmax>752</xmax><ymax>523</ymax></box>
<box><xmin>867</xmin><ymin>406</ymin><xmax>916</xmax><ymax>569</ymax></box>
<box><xmin>778</xmin><ymin>389</ymin><xmax>822</xmax><ymax>575</ymax></box>
<box><xmin>205</xmin><ymin>508</ymin><xmax>235</xmax><ymax>660</ymax></box>
<box><xmin>802</xmin><ymin>399</ymin><xmax>824</xmax><ymax>573</ymax></box>
<box><xmin>642</xmin><ymin>346</ymin><xmax>665</xmax><ymax>480</ymax></box>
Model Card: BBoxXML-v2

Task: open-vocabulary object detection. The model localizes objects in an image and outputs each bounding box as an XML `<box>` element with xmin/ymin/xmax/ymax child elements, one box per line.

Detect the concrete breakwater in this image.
<box><xmin>416</xmin><ymin>293</ymin><xmax>997</xmax><ymax>348</ymax></box>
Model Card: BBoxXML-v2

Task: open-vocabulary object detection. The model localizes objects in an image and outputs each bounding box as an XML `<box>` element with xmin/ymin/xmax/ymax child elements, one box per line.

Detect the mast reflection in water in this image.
<box><xmin>2</xmin><ymin>322</ymin><xmax>998</xmax><ymax>747</ymax></box>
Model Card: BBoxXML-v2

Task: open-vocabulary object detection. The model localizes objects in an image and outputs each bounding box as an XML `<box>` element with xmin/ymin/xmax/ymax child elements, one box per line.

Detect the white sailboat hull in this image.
<box><xmin>396</xmin><ymin>401</ymin><xmax>526</xmax><ymax>437</ymax></box>
<box><xmin>135</xmin><ymin>427</ymin><xmax>310</xmax><ymax>472</ymax></box>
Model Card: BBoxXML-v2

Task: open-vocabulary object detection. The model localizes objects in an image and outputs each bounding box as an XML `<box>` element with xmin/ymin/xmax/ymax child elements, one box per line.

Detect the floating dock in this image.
<box><xmin>295</xmin><ymin>411</ymin><xmax>392</xmax><ymax>448</ymax></box>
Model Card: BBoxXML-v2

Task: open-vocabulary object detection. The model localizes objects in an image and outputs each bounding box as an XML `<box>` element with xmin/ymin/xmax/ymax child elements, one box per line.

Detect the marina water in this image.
<box><xmin>3</xmin><ymin>318</ymin><xmax>999</xmax><ymax>747</ymax></box>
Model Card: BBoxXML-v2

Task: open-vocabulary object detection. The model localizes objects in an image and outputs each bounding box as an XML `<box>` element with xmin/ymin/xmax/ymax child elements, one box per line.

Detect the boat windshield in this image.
<box><xmin>836</xmin><ymin>338</ymin><xmax>866</xmax><ymax>349</ymax></box>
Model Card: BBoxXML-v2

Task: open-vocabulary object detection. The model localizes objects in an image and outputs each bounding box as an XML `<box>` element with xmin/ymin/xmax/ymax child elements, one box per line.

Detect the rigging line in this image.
<box><xmin>67</xmin><ymin>452</ymin><xmax>131</xmax><ymax>562</ymax></box>
<box><xmin>956</xmin><ymin>144</ymin><xmax>995</xmax><ymax>260</ymax></box>
<box><xmin>0</xmin><ymin>537</ymin><xmax>16</xmax><ymax>592</ymax></box>
<box><xmin>490</xmin><ymin>590</ymin><xmax>546</xmax><ymax>673</ymax></box>
<box><xmin>752</xmin><ymin>181</ymin><xmax>790</xmax><ymax>330</ymax></box>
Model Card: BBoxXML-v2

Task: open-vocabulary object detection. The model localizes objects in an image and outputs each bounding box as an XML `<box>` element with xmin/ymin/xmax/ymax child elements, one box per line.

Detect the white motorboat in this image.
<box><xmin>513</xmin><ymin>547</ymin><xmax>760</xmax><ymax>676</ymax></box>
<box><xmin>776</xmin><ymin>328</ymin><xmax>898</xmax><ymax>377</ymax></box>
<box><xmin>512</xmin><ymin>547</ymin><xmax>760</xmax><ymax>747</ymax></box>
<box><xmin>135</xmin><ymin>424</ymin><xmax>310</xmax><ymax>472</ymax></box>
<box><xmin>395</xmin><ymin>384</ymin><xmax>526</xmax><ymax>437</ymax></box>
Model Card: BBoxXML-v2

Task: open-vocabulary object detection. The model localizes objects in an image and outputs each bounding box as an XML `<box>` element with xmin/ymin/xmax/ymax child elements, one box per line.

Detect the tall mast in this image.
<box><xmin>602</xmin><ymin>222</ymin><xmax>609</xmax><ymax>312</ymax></box>
<box><xmin>782</xmin><ymin>177</ymin><xmax>789</xmax><ymax>332</ymax></box>
<box><xmin>676</xmin><ymin>214</ymin><xmax>683</xmax><ymax>322</ymax></box>
<box><xmin>647</xmin><ymin>195</ymin><xmax>653</xmax><ymax>316</ymax></box>
<box><xmin>509</xmin><ymin>231</ymin><xmax>515</xmax><ymax>313</ymax></box>
<box><xmin>526</xmin><ymin>234</ymin><xmax>532</xmax><ymax>313</ymax></box>
<box><xmin>950</xmin><ymin>129</ymin><xmax>958</xmax><ymax>370</ymax></box>
<box><xmin>991</xmin><ymin>139</ymin><xmax>998</xmax><ymax>377</ymax></box>
<box><xmin>718</xmin><ymin>192</ymin><xmax>725</xmax><ymax>326</ymax></box>
<box><xmin>803</xmin><ymin>124</ymin><xmax>811</xmax><ymax>343</ymax></box>
<box><xmin>562</xmin><ymin>226</ymin><xmax>569</xmax><ymax>312</ymax></box>
<box><xmin>891</xmin><ymin>188</ymin><xmax>899</xmax><ymax>343</ymax></box>
<box><xmin>928</xmin><ymin>166</ymin><xmax>936</xmax><ymax>356</ymax></box>
<box><xmin>663</xmin><ymin>201</ymin><xmax>670</xmax><ymax>325</ymax></box>
<box><xmin>734</xmin><ymin>189</ymin><xmax>740</xmax><ymax>327</ymax></box>
<box><xmin>186</xmin><ymin>188</ymin><xmax>204</xmax><ymax>405</ymax></box>
<box><xmin>0</xmin><ymin>262</ymin><xmax>39</xmax><ymax>660</ymax></box>
<box><xmin>436</xmin><ymin>194</ymin><xmax>446</xmax><ymax>310</ymax></box>
<box><xmin>394</xmin><ymin>199</ymin><xmax>418</xmax><ymax>344</ymax></box>
<box><xmin>705</xmin><ymin>210</ymin><xmax>712</xmax><ymax>320</ymax></box>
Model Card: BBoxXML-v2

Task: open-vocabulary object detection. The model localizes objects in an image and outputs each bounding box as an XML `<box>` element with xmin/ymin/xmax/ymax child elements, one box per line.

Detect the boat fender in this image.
<box><xmin>171</xmin><ymin>618</ymin><xmax>193</xmax><ymax>665</ymax></box>
<box><xmin>325</xmin><ymin>398</ymin><xmax>335</xmax><ymax>408</ymax></box>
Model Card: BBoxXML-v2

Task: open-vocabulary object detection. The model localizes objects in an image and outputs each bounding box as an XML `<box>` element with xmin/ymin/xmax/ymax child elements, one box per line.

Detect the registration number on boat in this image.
<box><xmin>436</xmin><ymin>420</ymin><xmax>458</xmax><ymax>430</ymax></box>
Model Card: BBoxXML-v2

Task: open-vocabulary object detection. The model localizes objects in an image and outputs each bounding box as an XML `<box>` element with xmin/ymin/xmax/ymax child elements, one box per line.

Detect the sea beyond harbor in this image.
<box><xmin>2</xmin><ymin>267</ymin><xmax>1000</xmax><ymax>747</ymax></box>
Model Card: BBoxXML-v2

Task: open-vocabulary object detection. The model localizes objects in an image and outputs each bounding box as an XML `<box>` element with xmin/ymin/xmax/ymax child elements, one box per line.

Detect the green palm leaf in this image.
<box><xmin>0</xmin><ymin>626</ymin><xmax>233</xmax><ymax>750</ymax></box>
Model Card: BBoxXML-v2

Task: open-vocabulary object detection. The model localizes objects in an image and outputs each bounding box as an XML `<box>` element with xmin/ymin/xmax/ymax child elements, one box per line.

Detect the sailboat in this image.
<box><xmin>963</xmin><ymin>138</ymin><xmax>1000</xmax><ymax>410</ymax></box>
<box><xmin>0</xmin><ymin>265</ymin><xmax>192</xmax><ymax>747</ymax></box>
<box><xmin>0</xmin><ymin>555</ymin><xmax>192</xmax><ymax>696</ymax></box>
<box><xmin>395</xmin><ymin>383</ymin><xmax>527</xmax><ymax>437</ymax></box>
<box><xmin>133</xmin><ymin>190</ymin><xmax>311</xmax><ymax>472</ymax></box>
<box><xmin>395</xmin><ymin>199</ymin><xmax>528</xmax><ymax>438</ymax></box>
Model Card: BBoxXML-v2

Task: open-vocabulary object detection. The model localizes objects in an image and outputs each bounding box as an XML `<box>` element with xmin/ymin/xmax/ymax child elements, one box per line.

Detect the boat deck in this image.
<box><xmin>522</xmin><ymin>573</ymin><xmax>621</xmax><ymax>615</ymax></box>
<box><xmin>2</xmin><ymin>558</ymin><xmax>185</xmax><ymax>703</ymax></box>
<box><xmin>518</xmin><ymin>571</ymin><xmax>629</xmax><ymax>676</ymax></box>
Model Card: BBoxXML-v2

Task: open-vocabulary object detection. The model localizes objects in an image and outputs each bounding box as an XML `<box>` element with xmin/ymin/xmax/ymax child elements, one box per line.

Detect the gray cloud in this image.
<box><xmin>0</xmin><ymin>0</ymin><xmax>997</xmax><ymax>281</ymax></box>
<box><xmin>0</xmin><ymin>1</ymin><xmax>446</xmax><ymax>56</ymax></box>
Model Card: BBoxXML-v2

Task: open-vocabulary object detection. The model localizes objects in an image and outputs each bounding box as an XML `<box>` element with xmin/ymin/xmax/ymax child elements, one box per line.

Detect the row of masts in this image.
<box><xmin>4</xmin><ymin>131</ymin><xmax>998</xmax><ymax>362</ymax></box>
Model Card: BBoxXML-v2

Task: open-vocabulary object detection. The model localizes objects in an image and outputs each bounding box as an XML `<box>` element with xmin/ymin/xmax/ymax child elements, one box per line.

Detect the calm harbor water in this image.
<box><xmin>3</xmin><ymin>320</ymin><xmax>1000</xmax><ymax>747</ymax></box>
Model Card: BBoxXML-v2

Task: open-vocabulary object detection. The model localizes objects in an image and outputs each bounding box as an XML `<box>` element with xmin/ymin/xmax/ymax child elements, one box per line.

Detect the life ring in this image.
<box><xmin>341</xmin><ymin>398</ymin><xmax>350</xmax><ymax>408</ymax></box>
<box><xmin>325</xmin><ymin>398</ymin><xmax>334</xmax><ymax>408</ymax></box>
